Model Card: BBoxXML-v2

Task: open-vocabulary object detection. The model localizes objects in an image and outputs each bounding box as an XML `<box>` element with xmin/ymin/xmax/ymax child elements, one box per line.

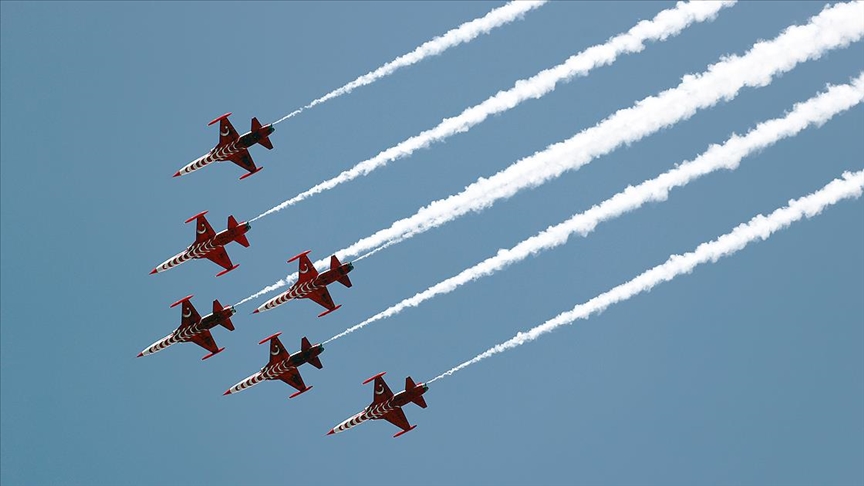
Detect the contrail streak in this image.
<box><xmin>325</xmin><ymin>74</ymin><xmax>864</xmax><ymax>343</ymax></box>
<box><xmin>330</xmin><ymin>0</ymin><xmax>864</xmax><ymax>261</ymax></box>
<box><xmin>428</xmin><ymin>169</ymin><xmax>864</xmax><ymax>383</ymax></box>
<box><xmin>238</xmin><ymin>1</ymin><xmax>864</xmax><ymax>308</ymax></box>
<box><xmin>270</xmin><ymin>1</ymin><xmax>547</xmax><ymax>126</ymax></box>
<box><xmin>255</xmin><ymin>0</ymin><xmax>734</xmax><ymax>220</ymax></box>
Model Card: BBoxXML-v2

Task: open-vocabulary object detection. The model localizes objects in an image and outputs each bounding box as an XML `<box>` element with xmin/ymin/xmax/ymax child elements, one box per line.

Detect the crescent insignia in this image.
<box><xmin>271</xmin><ymin>345</ymin><xmax>279</xmax><ymax>356</ymax></box>
<box><xmin>299</xmin><ymin>264</ymin><xmax>309</xmax><ymax>274</ymax></box>
<box><xmin>197</xmin><ymin>224</ymin><xmax>207</xmax><ymax>234</ymax></box>
<box><xmin>221</xmin><ymin>126</ymin><xmax>230</xmax><ymax>136</ymax></box>
<box><xmin>375</xmin><ymin>384</ymin><xmax>385</xmax><ymax>395</ymax></box>
<box><xmin>183</xmin><ymin>308</ymin><xmax>192</xmax><ymax>318</ymax></box>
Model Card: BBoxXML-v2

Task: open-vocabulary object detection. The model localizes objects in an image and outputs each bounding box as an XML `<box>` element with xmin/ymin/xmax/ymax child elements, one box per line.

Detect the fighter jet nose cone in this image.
<box><xmin>173</xmin><ymin>171</ymin><xmax>181</xmax><ymax>178</ymax></box>
<box><xmin>149</xmin><ymin>268</ymin><xmax>158</xmax><ymax>275</ymax></box>
<box><xmin>252</xmin><ymin>309</ymin><xmax>260</xmax><ymax>314</ymax></box>
<box><xmin>223</xmin><ymin>390</ymin><xmax>231</xmax><ymax>396</ymax></box>
<box><xmin>137</xmin><ymin>352</ymin><xmax>144</xmax><ymax>358</ymax></box>
<box><xmin>327</xmin><ymin>429</ymin><xmax>335</xmax><ymax>436</ymax></box>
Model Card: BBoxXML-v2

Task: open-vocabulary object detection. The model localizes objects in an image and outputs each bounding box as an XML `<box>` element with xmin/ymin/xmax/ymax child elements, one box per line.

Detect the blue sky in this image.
<box><xmin>1</xmin><ymin>2</ymin><xmax>862</xmax><ymax>485</ymax></box>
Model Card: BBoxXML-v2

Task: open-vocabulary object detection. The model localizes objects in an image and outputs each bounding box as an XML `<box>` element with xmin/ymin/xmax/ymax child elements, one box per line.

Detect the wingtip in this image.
<box><xmin>238</xmin><ymin>167</ymin><xmax>263</xmax><ymax>180</ymax></box>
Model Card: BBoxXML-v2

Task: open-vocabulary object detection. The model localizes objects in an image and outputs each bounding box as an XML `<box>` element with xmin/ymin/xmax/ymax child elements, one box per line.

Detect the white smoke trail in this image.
<box><xmin>238</xmin><ymin>1</ymin><xmax>864</xmax><ymax>307</ymax></box>
<box><xmin>324</xmin><ymin>74</ymin><xmax>864</xmax><ymax>343</ymax></box>
<box><xmin>330</xmin><ymin>0</ymin><xmax>864</xmax><ymax>260</ymax></box>
<box><xmin>270</xmin><ymin>1</ymin><xmax>547</xmax><ymax>125</ymax></box>
<box><xmin>428</xmin><ymin>169</ymin><xmax>864</xmax><ymax>383</ymax></box>
<box><xmin>255</xmin><ymin>0</ymin><xmax>735</xmax><ymax>220</ymax></box>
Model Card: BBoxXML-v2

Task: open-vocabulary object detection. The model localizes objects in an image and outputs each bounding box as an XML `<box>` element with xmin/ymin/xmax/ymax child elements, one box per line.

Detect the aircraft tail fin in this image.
<box><xmin>406</xmin><ymin>376</ymin><xmax>427</xmax><ymax>408</ymax></box>
<box><xmin>301</xmin><ymin>337</ymin><xmax>323</xmax><ymax>369</ymax></box>
<box><xmin>252</xmin><ymin>117</ymin><xmax>274</xmax><ymax>150</ymax></box>
<box><xmin>301</xmin><ymin>336</ymin><xmax>313</xmax><ymax>351</ymax></box>
<box><xmin>330</xmin><ymin>255</ymin><xmax>353</xmax><ymax>288</ymax></box>
<box><xmin>213</xmin><ymin>300</ymin><xmax>235</xmax><ymax>331</ymax></box>
<box><xmin>228</xmin><ymin>215</ymin><xmax>251</xmax><ymax>247</ymax></box>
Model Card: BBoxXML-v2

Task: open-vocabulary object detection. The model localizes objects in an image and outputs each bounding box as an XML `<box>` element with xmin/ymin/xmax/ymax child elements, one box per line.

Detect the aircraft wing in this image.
<box><xmin>295</xmin><ymin>252</ymin><xmax>319</xmax><ymax>284</ymax></box>
<box><xmin>204</xmin><ymin>247</ymin><xmax>235</xmax><ymax>272</ymax></box>
<box><xmin>227</xmin><ymin>149</ymin><xmax>260</xmax><ymax>175</ymax></box>
<box><xmin>370</xmin><ymin>375</ymin><xmax>394</xmax><ymax>405</ymax></box>
<box><xmin>178</xmin><ymin>299</ymin><xmax>201</xmax><ymax>330</ymax></box>
<box><xmin>381</xmin><ymin>408</ymin><xmax>413</xmax><ymax>433</ymax></box>
<box><xmin>191</xmin><ymin>213</ymin><xmax>217</xmax><ymax>244</ymax></box>
<box><xmin>218</xmin><ymin>116</ymin><xmax>239</xmax><ymax>146</ymax></box>
<box><xmin>277</xmin><ymin>368</ymin><xmax>308</xmax><ymax>393</ymax></box>
<box><xmin>266</xmin><ymin>335</ymin><xmax>291</xmax><ymax>368</ymax></box>
<box><xmin>189</xmin><ymin>330</ymin><xmax>220</xmax><ymax>355</ymax></box>
<box><xmin>306</xmin><ymin>287</ymin><xmax>337</xmax><ymax>314</ymax></box>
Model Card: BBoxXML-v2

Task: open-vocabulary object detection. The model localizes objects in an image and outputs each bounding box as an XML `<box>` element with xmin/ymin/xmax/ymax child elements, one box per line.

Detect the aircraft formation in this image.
<box><xmin>141</xmin><ymin>113</ymin><xmax>426</xmax><ymax>438</ymax></box>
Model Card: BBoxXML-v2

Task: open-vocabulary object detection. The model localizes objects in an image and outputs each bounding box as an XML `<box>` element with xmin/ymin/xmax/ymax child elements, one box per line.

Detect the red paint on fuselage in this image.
<box><xmin>309</xmin><ymin>262</ymin><xmax>353</xmax><ymax>288</ymax></box>
<box><xmin>203</xmin><ymin>222</ymin><xmax>251</xmax><ymax>252</ymax></box>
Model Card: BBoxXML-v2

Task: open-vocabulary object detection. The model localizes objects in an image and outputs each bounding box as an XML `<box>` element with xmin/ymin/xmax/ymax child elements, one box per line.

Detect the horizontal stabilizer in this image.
<box><xmin>234</xmin><ymin>234</ymin><xmax>250</xmax><ymax>247</ymax></box>
<box><xmin>228</xmin><ymin>215</ymin><xmax>251</xmax><ymax>247</ymax></box>
<box><xmin>405</xmin><ymin>376</ymin><xmax>427</xmax><ymax>408</ymax></box>
<box><xmin>227</xmin><ymin>215</ymin><xmax>250</xmax><ymax>245</ymax></box>
<box><xmin>213</xmin><ymin>300</ymin><xmax>235</xmax><ymax>331</ymax></box>
<box><xmin>330</xmin><ymin>255</ymin><xmax>353</xmax><ymax>287</ymax></box>
<box><xmin>251</xmin><ymin>117</ymin><xmax>274</xmax><ymax>150</ymax></box>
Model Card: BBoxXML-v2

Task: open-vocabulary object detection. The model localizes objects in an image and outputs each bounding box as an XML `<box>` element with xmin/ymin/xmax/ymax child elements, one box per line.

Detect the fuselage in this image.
<box><xmin>175</xmin><ymin>125</ymin><xmax>275</xmax><ymax>177</ymax></box>
<box><xmin>138</xmin><ymin>306</ymin><xmax>236</xmax><ymax>357</ymax></box>
<box><xmin>151</xmin><ymin>222</ymin><xmax>251</xmax><ymax>274</ymax></box>
<box><xmin>329</xmin><ymin>383</ymin><xmax>428</xmax><ymax>435</ymax></box>
<box><xmin>255</xmin><ymin>262</ymin><xmax>353</xmax><ymax>313</ymax></box>
<box><xmin>225</xmin><ymin>344</ymin><xmax>325</xmax><ymax>394</ymax></box>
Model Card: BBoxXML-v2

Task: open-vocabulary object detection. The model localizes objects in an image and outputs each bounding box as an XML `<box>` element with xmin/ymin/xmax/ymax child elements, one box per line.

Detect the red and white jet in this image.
<box><xmin>150</xmin><ymin>211</ymin><xmax>250</xmax><ymax>277</ymax></box>
<box><xmin>328</xmin><ymin>372</ymin><xmax>428</xmax><ymax>438</ymax></box>
<box><xmin>223</xmin><ymin>332</ymin><xmax>324</xmax><ymax>399</ymax></box>
<box><xmin>138</xmin><ymin>295</ymin><xmax>235</xmax><ymax>360</ymax></box>
<box><xmin>174</xmin><ymin>112</ymin><xmax>274</xmax><ymax>180</ymax></box>
<box><xmin>254</xmin><ymin>250</ymin><xmax>354</xmax><ymax>317</ymax></box>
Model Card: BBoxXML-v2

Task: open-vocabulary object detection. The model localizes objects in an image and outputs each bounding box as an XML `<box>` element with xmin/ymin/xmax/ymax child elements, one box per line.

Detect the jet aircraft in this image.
<box><xmin>254</xmin><ymin>251</ymin><xmax>353</xmax><ymax>316</ymax></box>
<box><xmin>150</xmin><ymin>211</ymin><xmax>250</xmax><ymax>277</ymax></box>
<box><xmin>328</xmin><ymin>372</ymin><xmax>428</xmax><ymax>438</ymax></box>
<box><xmin>174</xmin><ymin>112</ymin><xmax>274</xmax><ymax>180</ymax></box>
<box><xmin>138</xmin><ymin>295</ymin><xmax>235</xmax><ymax>360</ymax></box>
<box><xmin>223</xmin><ymin>332</ymin><xmax>324</xmax><ymax>398</ymax></box>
